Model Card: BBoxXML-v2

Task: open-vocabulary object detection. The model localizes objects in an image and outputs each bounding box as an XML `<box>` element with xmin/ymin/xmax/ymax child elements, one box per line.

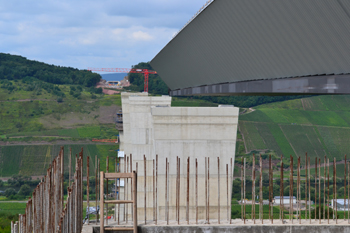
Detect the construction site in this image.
<box><xmin>10</xmin><ymin>0</ymin><xmax>350</xmax><ymax>232</ymax></box>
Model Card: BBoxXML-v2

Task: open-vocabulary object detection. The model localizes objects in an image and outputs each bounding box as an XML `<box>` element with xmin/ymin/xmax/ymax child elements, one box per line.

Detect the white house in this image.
<box><xmin>274</xmin><ymin>196</ymin><xmax>296</xmax><ymax>205</ymax></box>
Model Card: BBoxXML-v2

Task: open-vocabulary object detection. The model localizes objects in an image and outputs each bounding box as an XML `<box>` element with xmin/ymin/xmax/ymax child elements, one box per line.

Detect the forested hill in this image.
<box><xmin>0</xmin><ymin>53</ymin><xmax>101</xmax><ymax>87</ymax></box>
<box><xmin>128</xmin><ymin>61</ymin><xmax>311</xmax><ymax>108</ymax></box>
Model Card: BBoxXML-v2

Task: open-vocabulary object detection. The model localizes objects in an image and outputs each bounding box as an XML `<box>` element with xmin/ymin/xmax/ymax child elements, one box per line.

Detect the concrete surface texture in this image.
<box><xmin>118</xmin><ymin>92</ymin><xmax>239</xmax><ymax>222</ymax></box>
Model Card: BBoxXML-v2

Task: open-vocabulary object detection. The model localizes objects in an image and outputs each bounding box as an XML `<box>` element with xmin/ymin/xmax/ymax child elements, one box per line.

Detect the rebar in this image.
<box><xmin>240</xmin><ymin>157</ymin><xmax>243</xmax><ymax>221</ymax></box>
<box><xmin>259</xmin><ymin>155</ymin><xmax>262</xmax><ymax>223</ymax></box>
<box><xmin>196</xmin><ymin>158</ymin><xmax>199</xmax><ymax>224</ymax></box>
<box><xmin>345</xmin><ymin>155</ymin><xmax>347</xmax><ymax>221</ymax></box>
<box><xmin>87</xmin><ymin>156</ymin><xmax>90</xmax><ymax>225</ymax></box>
<box><xmin>165</xmin><ymin>157</ymin><xmax>168</xmax><ymax>224</ymax></box>
<box><xmin>319</xmin><ymin>158</ymin><xmax>321</xmax><ymax>224</ymax></box>
<box><xmin>226</xmin><ymin>163</ymin><xmax>229</xmax><ymax>223</ymax></box>
<box><xmin>156</xmin><ymin>154</ymin><xmax>158</xmax><ymax>225</ymax></box>
<box><xmin>327</xmin><ymin>159</ymin><xmax>329</xmax><ymax>224</ymax></box>
<box><xmin>244</xmin><ymin>157</ymin><xmax>246</xmax><ymax>224</ymax></box>
<box><xmin>253</xmin><ymin>155</ymin><xmax>256</xmax><ymax>223</ymax></box>
<box><xmin>208</xmin><ymin>157</ymin><xmax>210</xmax><ymax>224</ymax></box>
<box><xmin>315</xmin><ymin>157</ymin><xmax>317</xmax><ymax>221</ymax></box>
<box><xmin>291</xmin><ymin>156</ymin><xmax>294</xmax><ymax>224</ymax></box>
<box><xmin>144</xmin><ymin>155</ymin><xmax>146</xmax><ymax>225</ymax></box>
<box><xmin>305</xmin><ymin>153</ymin><xmax>308</xmax><ymax>221</ymax></box>
<box><xmin>187</xmin><ymin>157</ymin><xmax>190</xmax><ymax>225</ymax></box>
<box><xmin>217</xmin><ymin>157</ymin><xmax>220</xmax><ymax>224</ymax></box>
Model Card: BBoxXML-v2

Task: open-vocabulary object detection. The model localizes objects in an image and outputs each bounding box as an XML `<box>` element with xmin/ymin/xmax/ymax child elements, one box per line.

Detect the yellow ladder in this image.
<box><xmin>100</xmin><ymin>171</ymin><xmax>138</xmax><ymax>233</ymax></box>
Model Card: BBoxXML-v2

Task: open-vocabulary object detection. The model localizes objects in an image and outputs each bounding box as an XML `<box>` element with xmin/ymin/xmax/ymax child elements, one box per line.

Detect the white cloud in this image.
<box><xmin>0</xmin><ymin>0</ymin><xmax>207</xmax><ymax>69</ymax></box>
<box><xmin>131</xmin><ymin>31</ymin><xmax>153</xmax><ymax>41</ymax></box>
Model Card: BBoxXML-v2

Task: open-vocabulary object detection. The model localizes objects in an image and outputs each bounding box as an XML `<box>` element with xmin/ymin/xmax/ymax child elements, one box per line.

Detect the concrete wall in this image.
<box><xmin>118</xmin><ymin>93</ymin><xmax>239</xmax><ymax>222</ymax></box>
<box><xmin>93</xmin><ymin>225</ymin><xmax>350</xmax><ymax>233</ymax></box>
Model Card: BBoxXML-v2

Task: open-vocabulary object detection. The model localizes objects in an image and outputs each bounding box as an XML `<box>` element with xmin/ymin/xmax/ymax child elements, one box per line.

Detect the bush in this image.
<box><xmin>18</xmin><ymin>184</ymin><xmax>31</xmax><ymax>196</ymax></box>
<box><xmin>57</xmin><ymin>97</ymin><xmax>63</xmax><ymax>103</ymax></box>
<box><xmin>4</xmin><ymin>188</ymin><xmax>16</xmax><ymax>198</ymax></box>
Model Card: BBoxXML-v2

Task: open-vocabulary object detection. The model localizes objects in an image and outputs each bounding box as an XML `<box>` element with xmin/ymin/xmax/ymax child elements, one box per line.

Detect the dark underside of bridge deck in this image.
<box><xmin>151</xmin><ymin>0</ymin><xmax>350</xmax><ymax>96</ymax></box>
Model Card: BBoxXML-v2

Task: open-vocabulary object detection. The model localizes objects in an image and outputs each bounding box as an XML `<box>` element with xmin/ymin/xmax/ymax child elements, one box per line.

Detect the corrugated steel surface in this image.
<box><xmin>151</xmin><ymin>0</ymin><xmax>350</xmax><ymax>91</ymax></box>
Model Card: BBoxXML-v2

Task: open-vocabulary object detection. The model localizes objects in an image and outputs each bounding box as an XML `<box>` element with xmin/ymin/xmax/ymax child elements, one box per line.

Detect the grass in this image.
<box><xmin>78</xmin><ymin>126</ymin><xmax>101</xmax><ymax>138</ymax></box>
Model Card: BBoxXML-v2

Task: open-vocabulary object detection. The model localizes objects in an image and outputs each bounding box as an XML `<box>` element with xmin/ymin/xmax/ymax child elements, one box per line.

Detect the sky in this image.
<box><xmin>0</xmin><ymin>0</ymin><xmax>207</xmax><ymax>71</ymax></box>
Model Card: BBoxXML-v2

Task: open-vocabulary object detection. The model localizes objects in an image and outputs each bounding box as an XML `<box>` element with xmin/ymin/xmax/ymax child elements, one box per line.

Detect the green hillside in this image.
<box><xmin>0</xmin><ymin>144</ymin><xmax>118</xmax><ymax>177</ymax></box>
<box><xmin>238</xmin><ymin>95</ymin><xmax>350</xmax><ymax>162</ymax></box>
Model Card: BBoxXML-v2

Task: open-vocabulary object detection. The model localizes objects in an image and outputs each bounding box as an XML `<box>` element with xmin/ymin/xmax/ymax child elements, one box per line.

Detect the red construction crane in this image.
<box><xmin>87</xmin><ymin>67</ymin><xmax>157</xmax><ymax>93</ymax></box>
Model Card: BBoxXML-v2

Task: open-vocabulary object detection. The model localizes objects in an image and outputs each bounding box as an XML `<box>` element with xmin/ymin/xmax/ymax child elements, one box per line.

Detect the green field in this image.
<box><xmin>238</xmin><ymin>95</ymin><xmax>350</xmax><ymax>161</ymax></box>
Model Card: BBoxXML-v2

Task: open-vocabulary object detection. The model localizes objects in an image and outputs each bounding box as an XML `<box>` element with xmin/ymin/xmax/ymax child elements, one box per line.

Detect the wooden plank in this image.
<box><xmin>104</xmin><ymin>200</ymin><xmax>133</xmax><ymax>204</ymax></box>
<box><xmin>104</xmin><ymin>173</ymin><xmax>133</xmax><ymax>179</ymax></box>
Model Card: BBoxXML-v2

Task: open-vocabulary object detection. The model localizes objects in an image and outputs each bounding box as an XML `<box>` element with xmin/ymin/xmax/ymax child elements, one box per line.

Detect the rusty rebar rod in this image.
<box><xmin>308</xmin><ymin>157</ymin><xmax>311</xmax><ymax>224</ymax></box>
<box><xmin>271</xmin><ymin>155</ymin><xmax>273</xmax><ymax>224</ymax></box>
<box><xmin>260</xmin><ymin>155</ymin><xmax>262</xmax><ymax>223</ymax></box>
<box><xmin>327</xmin><ymin>159</ymin><xmax>329</xmax><ymax>224</ymax></box>
<box><xmin>291</xmin><ymin>156</ymin><xmax>294</xmax><ymax>224</ymax></box>
<box><xmin>208</xmin><ymin>157</ymin><xmax>210</xmax><ymax>224</ymax></box>
<box><xmin>333</xmin><ymin>158</ymin><xmax>335</xmax><ymax>221</ymax></box>
<box><xmin>217</xmin><ymin>157</ymin><xmax>220</xmax><ymax>224</ymax></box>
<box><xmin>270</xmin><ymin>154</ymin><xmax>272</xmax><ymax>224</ymax></box>
<box><xmin>106</xmin><ymin>156</ymin><xmax>109</xmax><ymax>225</ymax></box>
<box><xmin>187</xmin><ymin>157</ymin><xmax>190</xmax><ymax>225</ymax></box>
<box><xmin>297</xmin><ymin>156</ymin><xmax>301</xmax><ymax>224</ymax></box>
<box><xmin>335</xmin><ymin>157</ymin><xmax>337</xmax><ymax>224</ymax></box>
<box><xmin>207</xmin><ymin>157</ymin><xmax>209</xmax><ymax>222</ymax></box>
<box><xmin>319</xmin><ymin>158</ymin><xmax>321</xmax><ymax>224</ymax></box>
<box><xmin>345</xmin><ymin>155</ymin><xmax>347</xmax><ymax>221</ymax></box>
<box><xmin>144</xmin><ymin>155</ymin><xmax>146</xmax><ymax>225</ymax></box>
<box><xmin>279</xmin><ymin>155</ymin><xmax>282</xmax><ymax>222</ymax></box>
<box><xmin>253</xmin><ymin>155</ymin><xmax>256</xmax><ymax>223</ymax></box>
<box><xmin>348</xmin><ymin>162</ymin><xmax>349</xmax><ymax>224</ymax></box>
<box><xmin>226</xmin><ymin>163</ymin><xmax>229</xmax><ymax>223</ymax></box>
<box><xmin>305</xmin><ymin>153</ymin><xmax>308</xmax><ymax>222</ymax></box>
<box><xmin>230</xmin><ymin>158</ymin><xmax>233</xmax><ymax>224</ymax></box>
<box><xmin>315</xmin><ymin>157</ymin><xmax>317</xmax><ymax>221</ymax></box>
<box><xmin>87</xmin><ymin>156</ymin><xmax>90</xmax><ymax>225</ymax></box>
<box><xmin>176</xmin><ymin>156</ymin><xmax>179</xmax><ymax>223</ymax></box>
<box><xmin>178</xmin><ymin>157</ymin><xmax>180</xmax><ymax>225</ymax></box>
<box><xmin>156</xmin><ymin>154</ymin><xmax>158</xmax><ymax>225</ymax></box>
<box><xmin>324</xmin><ymin>155</ymin><xmax>326</xmax><ymax>221</ymax></box>
<box><xmin>240</xmin><ymin>157</ymin><xmax>243</xmax><ymax>222</ymax></box>
<box><xmin>167</xmin><ymin>161</ymin><xmax>170</xmax><ymax>225</ymax></box>
<box><xmin>165</xmin><ymin>157</ymin><xmax>168</xmax><ymax>223</ymax></box>
<box><xmin>196</xmin><ymin>158</ymin><xmax>199</xmax><ymax>224</ymax></box>
<box><xmin>153</xmin><ymin>159</ymin><xmax>155</xmax><ymax>222</ymax></box>
<box><xmin>244</xmin><ymin>157</ymin><xmax>246</xmax><ymax>224</ymax></box>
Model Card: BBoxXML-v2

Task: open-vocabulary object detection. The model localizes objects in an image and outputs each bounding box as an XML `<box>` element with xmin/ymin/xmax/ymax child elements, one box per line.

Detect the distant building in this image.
<box><xmin>331</xmin><ymin>199</ymin><xmax>350</xmax><ymax>210</ymax></box>
<box><xmin>274</xmin><ymin>196</ymin><xmax>296</xmax><ymax>205</ymax></box>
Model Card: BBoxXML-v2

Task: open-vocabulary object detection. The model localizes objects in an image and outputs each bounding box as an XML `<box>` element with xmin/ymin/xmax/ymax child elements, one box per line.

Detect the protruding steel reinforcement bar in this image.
<box><xmin>305</xmin><ymin>153</ymin><xmax>308</xmax><ymax>222</ymax></box>
<box><xmin>260</xmin><ymin>155</ymin><xmax>263</xmax><ymax>224</ymax></box>
<box><xmin>253</xmin><ymin>154</ymin><xmax>256</xmax><ymax>223</ymax></box>
<box><xmin>315</xmin><ymin>157</ymin><xmax>317</xmax><ymax>222</ymax></box>
<box><xmin>345</xmin><ymin>155</ymin><xmax>347</xmax><ymax>221</ymax></box>
<box><xmin>217</xmin><ymin>157</ymin><xmax>220</xmax><ymax>224</ymax></box>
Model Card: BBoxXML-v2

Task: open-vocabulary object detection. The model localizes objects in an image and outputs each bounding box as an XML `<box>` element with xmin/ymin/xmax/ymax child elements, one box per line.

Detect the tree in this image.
<box><xmin>4</xmin><ymin>188</ymin><xmax>16</xmax><ymax>198</ymax></box>
<box><xmin>18</xmin><ymin>184</ymin><xmax>31</xmax><ymax>196</ymax></box>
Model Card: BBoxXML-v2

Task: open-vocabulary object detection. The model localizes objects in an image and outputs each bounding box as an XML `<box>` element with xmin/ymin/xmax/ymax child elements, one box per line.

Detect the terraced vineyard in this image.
<box><xmin>239</xmin><ymin>95</ymin><xmax>350</xmax><ymax>161</ymax></box>
<box><xmin>0</xmin><ymin>144</ymin><xmax>118</xmax><ymax>177</ymax></box>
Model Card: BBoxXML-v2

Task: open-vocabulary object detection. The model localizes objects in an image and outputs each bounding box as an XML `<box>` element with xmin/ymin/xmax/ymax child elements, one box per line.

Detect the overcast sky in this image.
<box><xmin>0</xmin><ymin>0</ymin><xmax>207</xmax><ymax>70</ymax></box>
